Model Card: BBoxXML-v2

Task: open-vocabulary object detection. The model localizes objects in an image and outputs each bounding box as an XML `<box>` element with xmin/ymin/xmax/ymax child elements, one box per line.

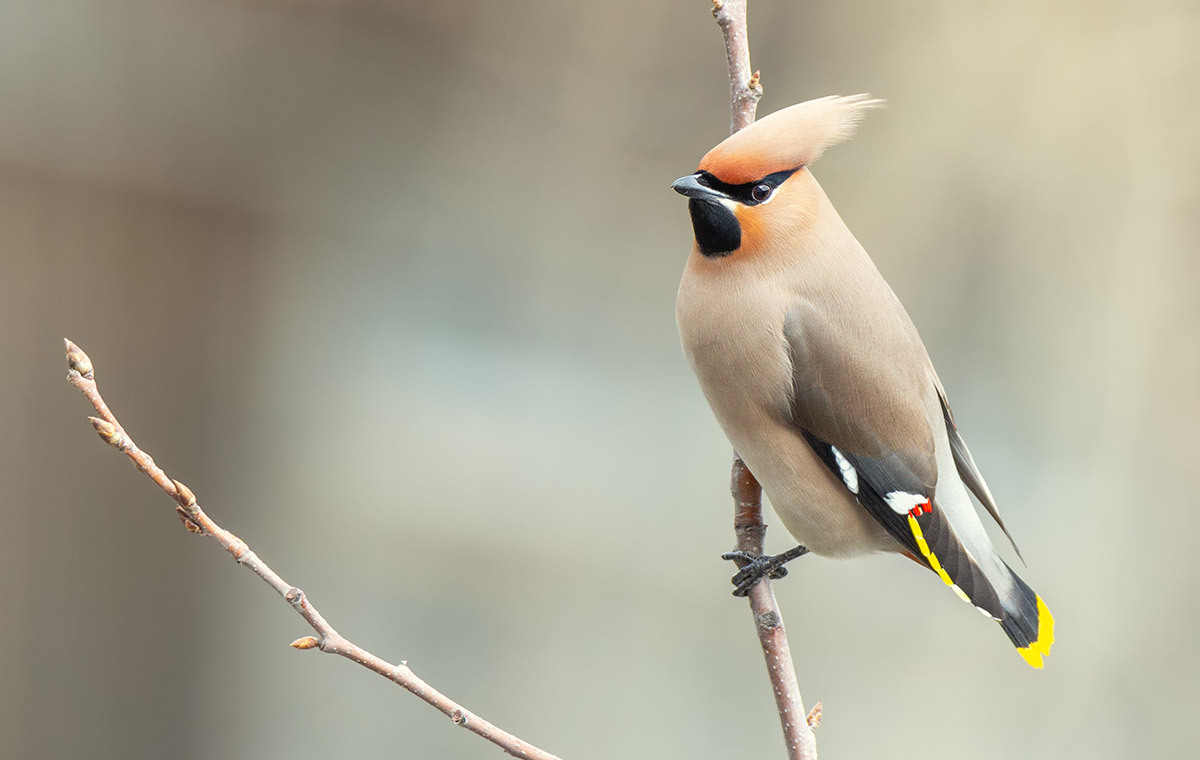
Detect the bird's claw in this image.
<box><xmin>721</xmin><ymin>545</ymin><xmax>809</xmax><ymax>597</ymax></box>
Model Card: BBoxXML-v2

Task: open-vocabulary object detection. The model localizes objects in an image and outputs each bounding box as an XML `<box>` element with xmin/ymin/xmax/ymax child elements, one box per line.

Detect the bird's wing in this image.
<box><xmin>932</xmin><ymin>378</ymin><xmax>1024</xmax><ymax>561</ymax></box>
<box><xmin>783</xmin><ymin>299</ymin><xmax>934</xmax><ymax>551</ymax></box>
<box><xmin>782</xmin><ymin>300</ymin><xmax>1011</xmax><ymax>619</ymax></box>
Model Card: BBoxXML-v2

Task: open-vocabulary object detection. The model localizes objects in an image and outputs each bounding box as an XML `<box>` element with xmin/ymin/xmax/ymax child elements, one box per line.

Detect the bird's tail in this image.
<box><xmin>906</xmin><ymin>510</ymin><xmax>1055</xmax><ymax>668</ymax></box>
<box><xmin>995</xmin><ymin>563</ymin><xmax>1056</xmax><ymax>668</ymax></box>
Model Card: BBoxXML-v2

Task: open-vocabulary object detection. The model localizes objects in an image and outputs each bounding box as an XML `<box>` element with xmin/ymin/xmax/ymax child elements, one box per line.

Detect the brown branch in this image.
<box><xmin>711</xmin><ymin>0</ymin><xmax>763</xmax><ymax>133</ymax></box>
<box><xmin>731</xmin><ymin>459</ymin><xmax>817</xmax><ymax>760</ymax></box>
<box><xmin>63</xmin><ymin>340</ymin><xmax>563</xmax><ymax>760</ymax></box>
<box><xmin>712</xmin><ymin>2</ymin><xmax>818</xmax><ymax>758</ymax></box>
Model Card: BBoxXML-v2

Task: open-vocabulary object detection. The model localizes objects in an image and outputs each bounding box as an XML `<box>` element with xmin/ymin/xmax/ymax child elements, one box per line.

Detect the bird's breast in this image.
<box><xmin>676</xmin><ymin>258</ymin><xmax>795</xmax><ymax>427</ymax></box>
<box><xmin>675</xmin><ymin>253</ymin><xmax>896</xmax><ymax>557</ymax></box>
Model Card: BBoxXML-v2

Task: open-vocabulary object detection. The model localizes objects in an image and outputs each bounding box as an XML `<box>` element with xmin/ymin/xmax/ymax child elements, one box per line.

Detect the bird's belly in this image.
<box><xmin>678</xmin><ymin>273</ymin><xmax>895</xmax><ymax>557</ymax></box>
<box><xmin>724</xmin><ymin>412</ymin><xmax>896</xmax><ymax>557</ymax></box>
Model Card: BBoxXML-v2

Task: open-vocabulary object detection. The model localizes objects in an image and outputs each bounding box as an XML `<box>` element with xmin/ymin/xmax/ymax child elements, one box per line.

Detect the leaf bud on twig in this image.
<box><xmin>64</xmin><ymin>339</ymin><xmax>94</xmax><ymax>378</ymax></box>
<box><xmin>175</xmin><ymin>506</ymin><xmax>204</xmax><ymax>534</ymax></box>
<box><xmin>172</xmin><ymin>479</ymin><xmax>197</xmax><ymax>508</ymax></box>
<box><xmin>89</xmin><ymin>417</ymin><xmax>123</xmax><ymax>448</ymax></box>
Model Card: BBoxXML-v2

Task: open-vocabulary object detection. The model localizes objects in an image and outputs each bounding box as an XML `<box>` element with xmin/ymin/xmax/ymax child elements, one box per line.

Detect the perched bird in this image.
<box><xmin>672</xmin><ymin>95</ymin><xmax>1054</xmax><ymax>667</ymax></box>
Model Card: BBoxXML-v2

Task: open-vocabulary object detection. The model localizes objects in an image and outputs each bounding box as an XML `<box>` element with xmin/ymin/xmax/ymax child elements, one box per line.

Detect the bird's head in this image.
<box><xmin>673</xmin><ymin>94</ymin><xmax>883</xmax><ymax>259</ymax></box>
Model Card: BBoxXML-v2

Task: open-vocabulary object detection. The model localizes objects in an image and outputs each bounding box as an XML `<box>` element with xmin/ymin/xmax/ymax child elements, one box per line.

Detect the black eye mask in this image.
<box><xmin>694</xmin><ymin>168</ymin><xmax>798</xmax><ymax>206</ymax></box>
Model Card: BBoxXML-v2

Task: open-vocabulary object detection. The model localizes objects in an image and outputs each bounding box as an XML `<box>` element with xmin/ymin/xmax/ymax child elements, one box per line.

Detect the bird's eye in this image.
<box><xmin>751</xmin><ymin>184</ymin><xmax>772</xmax><ymax>203</ymax></box>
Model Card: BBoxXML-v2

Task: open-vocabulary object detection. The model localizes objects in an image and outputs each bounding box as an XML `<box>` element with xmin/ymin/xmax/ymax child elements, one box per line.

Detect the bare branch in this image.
<box><xmin>730</xmin><ymin>459</ymin><xmax>818</xmax><ymax>759</ymax></box>
<box><xmin>710</xmin><ymin>1</ymin><xmax>819</xmax><ymax>757</ymax></box>
<box><xmin>64</xmin><ymin>339</ymin><xmax>563</xmax><ymax>760</ymax></box>
<box><xmin>711</xmin><ymin>0</ymin><xmax>763</xmax><ymax>133</ymax></box>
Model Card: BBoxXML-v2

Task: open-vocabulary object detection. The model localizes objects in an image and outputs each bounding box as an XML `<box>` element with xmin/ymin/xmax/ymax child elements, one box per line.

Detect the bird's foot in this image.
<box><xmin>721</xmin><ymin>545</ymin><xmax>810</xmax><ymax>597</ymax></box>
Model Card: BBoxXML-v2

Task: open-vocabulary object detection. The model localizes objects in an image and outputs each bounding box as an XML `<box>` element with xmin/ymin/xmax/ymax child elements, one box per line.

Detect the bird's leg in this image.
<box><xmin>721</xmin><ymin>545</ymin><xmax>810</xmax><ymax>597</ymax></box>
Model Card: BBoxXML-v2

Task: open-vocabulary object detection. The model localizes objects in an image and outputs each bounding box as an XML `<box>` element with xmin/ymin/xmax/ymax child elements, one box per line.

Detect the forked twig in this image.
<box><xmin>63</xmin><ymin>339</ymin><xmax>562</xmax><ymax>760</ymax></box>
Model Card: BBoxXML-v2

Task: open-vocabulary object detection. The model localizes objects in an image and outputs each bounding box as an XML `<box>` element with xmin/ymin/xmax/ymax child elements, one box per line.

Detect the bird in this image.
<box><xmin>672</xmin><ymin>94</ymin><xmax>1054</xmax><ymax>668</ymax></box>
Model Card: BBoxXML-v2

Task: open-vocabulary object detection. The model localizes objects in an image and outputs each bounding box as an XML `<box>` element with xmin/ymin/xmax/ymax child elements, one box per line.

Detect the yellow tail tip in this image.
<box><xmin>1016</xmin><ymin>595</ymin><xmax>1055</xmax><ymax>668</ymax></box>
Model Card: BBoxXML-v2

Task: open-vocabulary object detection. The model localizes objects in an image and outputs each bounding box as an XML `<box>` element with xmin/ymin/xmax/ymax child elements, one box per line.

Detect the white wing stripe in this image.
<box><xmin>829</xmin><ymin>445</ymin><xmax>859</xmax><ymax>494</ymax></box>
<box><xmin>884</xmin><ymin>490</ymin><xmax>927</xmax><ymax>515</ymax></box>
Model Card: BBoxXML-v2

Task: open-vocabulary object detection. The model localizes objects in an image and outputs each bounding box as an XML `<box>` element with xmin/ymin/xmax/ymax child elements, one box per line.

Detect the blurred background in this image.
<box><xmin>2</xmin><ymin>1</ymin><xmax>1197</xmax><ymax>758</ymax></box>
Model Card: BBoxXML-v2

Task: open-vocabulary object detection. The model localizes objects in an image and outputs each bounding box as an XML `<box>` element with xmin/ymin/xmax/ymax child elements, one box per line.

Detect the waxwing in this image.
<box><xmin>673</xmin><ymin>95</ymin><xmax>1054</xmax><ymax>667</ymax></box>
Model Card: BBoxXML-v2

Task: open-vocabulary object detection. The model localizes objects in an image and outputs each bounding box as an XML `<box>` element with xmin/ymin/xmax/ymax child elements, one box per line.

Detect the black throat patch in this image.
<box><xmin>688</xmin><ymin>199</ymin><xmax>741</xmax><ymax>257</ymax></box>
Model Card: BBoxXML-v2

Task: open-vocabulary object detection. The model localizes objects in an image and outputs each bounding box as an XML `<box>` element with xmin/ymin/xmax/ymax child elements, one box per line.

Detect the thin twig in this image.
<box><xmin>731</xmin><ymin>460</ymin><xmax>818</xmax><ymax>760</ymax></box>
<box><xmin>63</xmin><ymin>339</ymin><xmax>562</xmax><ymax>760</ymax></box>
<box><xmin>711</xmin><ymin>1</ymin><xmax>819</xmax><ymax>758</ymax></box>
<box><xmin>711</xmin><ymin>0</ymin><xmax>763</xmax><ymax>132</ymax></box>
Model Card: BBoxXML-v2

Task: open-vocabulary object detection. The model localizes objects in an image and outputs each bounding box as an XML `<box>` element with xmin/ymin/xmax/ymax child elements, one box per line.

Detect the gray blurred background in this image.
<box><xmin>2</xmin><ymin>1</ymin><xmax>1197</xmax><ymax>758</ymax></box>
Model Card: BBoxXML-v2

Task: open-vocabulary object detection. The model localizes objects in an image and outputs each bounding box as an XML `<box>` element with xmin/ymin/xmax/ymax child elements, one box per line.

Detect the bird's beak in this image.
<box><xmin>671</xmin><ymin>173</ymin><xmax>728</xmax><ymax>201</ymax></box>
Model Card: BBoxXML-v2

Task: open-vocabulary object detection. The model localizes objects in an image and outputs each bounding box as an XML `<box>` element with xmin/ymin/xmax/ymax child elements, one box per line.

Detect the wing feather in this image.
<box><xmin>778</xmin><ymin>265</ymin><xmax>1051</xmax><ymax>665</ymax></box>
<box><xmin>935</xmin><ymin>384</ymin><xmax>1024</xmax><ymax>561</ymax></box>
<box><xmin>784</xmin><ymin>299</ymin><xmax>1015</xmax><ymax>623</ymax></box>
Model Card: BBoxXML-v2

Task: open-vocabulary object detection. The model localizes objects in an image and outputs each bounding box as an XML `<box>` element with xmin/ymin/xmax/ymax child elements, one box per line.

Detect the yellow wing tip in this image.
<box><xmin>907</xmin><ymin>513</ymin><xmax>1057</xmax><ymax>669</ymax></box>
<box><xmin>1016</xmin><ymin>646</ymin><xmax>1045</xmax><ymax>669</ymax></box>
<box><xmin>1016</xmin><ymin>595</ymin><xmax>1055</xmax><ymax>669</ymax></box>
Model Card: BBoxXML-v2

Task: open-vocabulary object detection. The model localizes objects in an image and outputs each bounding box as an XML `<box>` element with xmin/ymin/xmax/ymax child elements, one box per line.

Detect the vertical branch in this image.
<box><xmin>732</xmin><ymin>459</ymin><xmax>818</xmax><ymax>760</ymax></box>
<box><xmin>712</xmin><ymin>0</ymin><xmax>763</xmax><ymax>133</ymax></box>
<box><xmin>712</xmin><ymin>2</ymin><xmax>819</xmax><ymax>758</ymax></box>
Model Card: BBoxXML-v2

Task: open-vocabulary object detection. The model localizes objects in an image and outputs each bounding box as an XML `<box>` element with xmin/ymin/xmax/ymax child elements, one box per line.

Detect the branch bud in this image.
<box><xmin>806</xmin><ymin>701</ymin><xmax>823</xmax><ymax>729</ymax></box>
<box><xmin>290</xmin><ymin>636</ymin><xmax>320</xmax><ymax>650</ymax></box>
<box><xmin>64</xmin><ymin>339</ymin><xmax>94</xmax><ymax>378</ymax></box>
<box><xmin>175</xmin><ymin>506</ymin><xmax>204</xmax><ymax>534</ymax></box>
<box><xmin>172</xmin><ymin>479</ymin><xmax>197</xmax><ymax>508</ymax></box>
<box><xmin>89</xmin><ymin>417</ymin><xmax>123</xmax><ymax>448</ymax></box>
